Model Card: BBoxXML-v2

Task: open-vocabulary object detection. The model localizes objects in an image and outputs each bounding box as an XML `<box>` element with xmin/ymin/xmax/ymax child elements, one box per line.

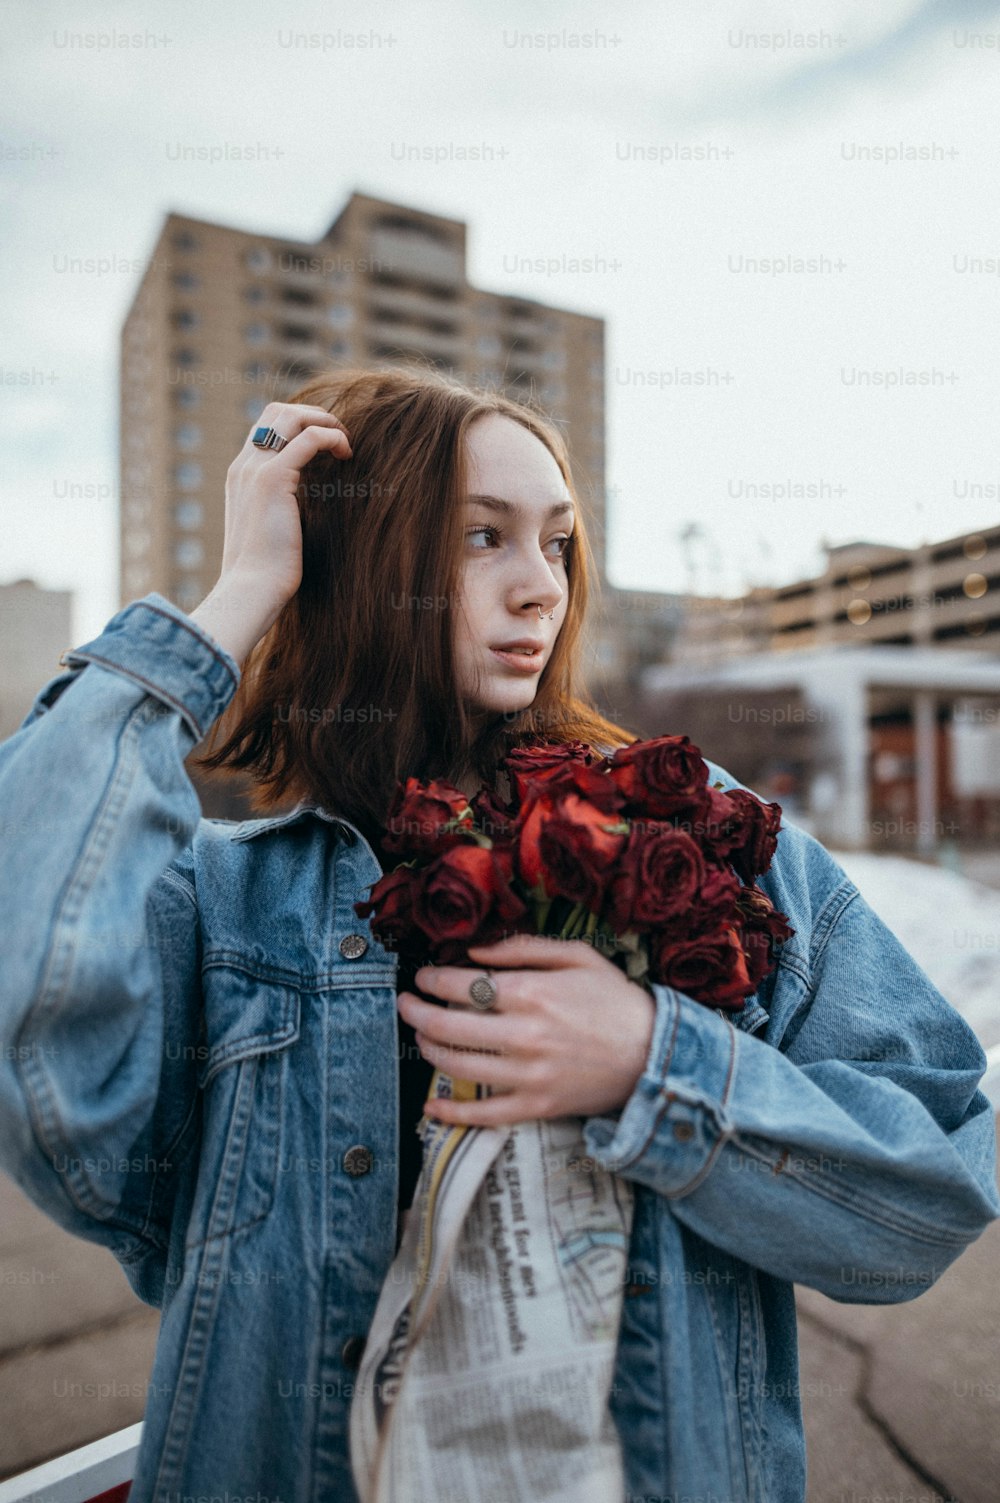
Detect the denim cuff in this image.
<box><xmin>59</xmin><ymin>592</ymin><xmax>241</xmax><ymax>745</ymax></box>
<box><xmin>582</xmin><ymin>982</ymin><xmax>738</xmax><ymax>1199</ymax></box>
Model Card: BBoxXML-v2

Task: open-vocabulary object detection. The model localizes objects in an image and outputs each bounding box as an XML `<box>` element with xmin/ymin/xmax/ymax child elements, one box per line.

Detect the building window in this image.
<box><xmin>542</xmin><ymin>348</ymin><xmax>566</xmax><ymax>370</ymax></box>
<box><xmin>245</xmin><ymin>397</ymin><xmax>268</xmax><ymax>421</ymax></box>
<box><xmin>171</xmin><ymin>348</ymin><xmax>199</xmax><ymax>367</ymax></box>
<box><xmin>245</xmin><ymin>247</ymin><xmax>271</xmax><ymax>273</ymax></box>
<box><xmin>278</xmin><ymin>322</ymin><xmax>313</xmax><ymax>344</ymax></box>
<box><xmin>329</xmin><ymin>339</ymin><xmax>349</xmax><ymax>356</ymax></box>
<box><xmin>124</xmin><ymin>529</ymin><xmax>152</xmax><ymax>560</ymax></box>
<box><xmin>174</xmin><ymin>500</ymin><xmax>203</xmax><ymax>530</ymax></box>
<box><xmin>243</xmin><ymin>284</ymin><xmax>267</xmax><ymax>304</ymax></box>
<box><xmin>172</xmin><ymin>271</ymin><xmax>200</xmax><ymax>291</ymax></box>
<box><xmin>174</xmin><ymin>539</ymin><xmax>204</xmax><ymax>569</ymax></box>
<box><xmin>244</xmin><ymin>323</ymin><xmax>269</xmax><ymax>346</ymax></box>
<box><xmin>173</xmin><ymin>423</ymin><xmax>202</xmax><ymax>451</ymax></box>
<box><xmin>172</xmin><ymin>386</ymin><xmax>202</xmax><ymax>409</ymax></box>
<box><xmin>476</xmin><ymin>334</ymin><xmax>502</xmax><ymax>358</ymax></box>
<box><xmin>327</xmin><ymin>303</ymin><xmax>353</xmax><ymax>328</ymax></box>
<box><xmin>282</xmin><ymin>285</ymin><xmax>319</xmax><ymax>306</ymax></box>
<box><xmin>175</xmin><ymin>578</ymin><xmax>203</xmax><ymax>612</ymax></box>
<box><xmin>173</xmin><ymin>461</ymin><xmax>203</xmax><ymax>491</ymax></box>
<box><xmin>172</xmin><ymin>230</ymin><xmax>200</xmax><ymax>252</ymax></box>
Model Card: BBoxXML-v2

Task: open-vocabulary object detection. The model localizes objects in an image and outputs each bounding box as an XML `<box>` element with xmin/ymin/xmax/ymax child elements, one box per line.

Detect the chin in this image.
<box><xmin>467</xmin><ymin>690</ymin><xmax>537</xmax><ymax>722</ymax></box>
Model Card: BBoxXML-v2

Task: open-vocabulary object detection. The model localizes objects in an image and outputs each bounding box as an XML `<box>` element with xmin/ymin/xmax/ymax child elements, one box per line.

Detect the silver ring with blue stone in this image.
<box><xmin>252</xmin><ymin>425</ymin><xmax>290</xmax><ymax>453</ymax></box>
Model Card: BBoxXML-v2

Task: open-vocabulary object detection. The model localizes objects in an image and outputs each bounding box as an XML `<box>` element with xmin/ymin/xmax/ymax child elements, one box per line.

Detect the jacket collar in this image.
<box><xmin>229</xmin><ymin>801</ymin><xmax>361</xmax><ymax>845</ymax></box>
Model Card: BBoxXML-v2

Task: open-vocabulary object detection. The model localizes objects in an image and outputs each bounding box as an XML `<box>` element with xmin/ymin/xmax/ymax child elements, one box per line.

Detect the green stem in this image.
<box><xmin>559</xmin><ymin>900</ymin><xmax>588</xmax><ymax>940</ymax></box>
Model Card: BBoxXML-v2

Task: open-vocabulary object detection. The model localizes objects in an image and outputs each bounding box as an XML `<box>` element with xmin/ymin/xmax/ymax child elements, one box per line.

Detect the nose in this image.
<box><xmin>510</xmin><ymin>547</ymin><xmax>564</xmax><ymax>618</ymax></box>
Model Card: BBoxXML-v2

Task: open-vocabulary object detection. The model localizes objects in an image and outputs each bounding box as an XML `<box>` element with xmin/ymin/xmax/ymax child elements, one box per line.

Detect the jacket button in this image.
<box><xmin>340</xmin><ymin>933</ymin><xmax>369</xmax><ymax>959</ymax></box>
<box><xmin>342</xmin><ymin>1334</ymin><xmax>367</xmax><ymax>1369</ymax></box>
<box><xmin>673</xmin><ymin>1121</ymin><xmax>695</xmax><ymax>1142</ymax></box>
<box><xmin>343</xmin><ymin>1144</ymin><xmax>374</xmax><ymax>1176</ymax></box>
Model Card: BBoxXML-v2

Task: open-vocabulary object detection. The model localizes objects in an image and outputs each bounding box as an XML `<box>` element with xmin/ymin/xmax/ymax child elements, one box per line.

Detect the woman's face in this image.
<box><xmin>452</xmin><ymin>413</ymin><xmax>574</xmax><ymax>725</ymax></box>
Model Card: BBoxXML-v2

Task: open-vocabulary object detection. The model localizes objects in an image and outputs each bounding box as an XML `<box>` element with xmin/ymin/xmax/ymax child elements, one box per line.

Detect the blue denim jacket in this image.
<box><xmin>1</xmin><ymin>591</ymin><xmax>998</xmax><ymax>1503</ymax></box>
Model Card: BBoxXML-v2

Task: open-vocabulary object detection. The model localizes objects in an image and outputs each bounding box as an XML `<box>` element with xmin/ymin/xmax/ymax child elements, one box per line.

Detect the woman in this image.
<box><xmin>0</xmin><ymin>364</ymin><xmax>997</xmax><ymax>1503</ymax></box>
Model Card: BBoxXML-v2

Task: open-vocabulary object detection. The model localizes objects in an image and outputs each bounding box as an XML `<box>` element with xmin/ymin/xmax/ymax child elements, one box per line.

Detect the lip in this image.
<box><xmin>490</xmin><ymin>646</ymin><xmax>545</xmax><ymax>673</ymax></box>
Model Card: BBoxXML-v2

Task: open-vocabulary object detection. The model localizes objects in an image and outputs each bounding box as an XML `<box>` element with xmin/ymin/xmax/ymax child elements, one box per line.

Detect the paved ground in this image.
<box><xmin>1</xmin><ymin>1128</ymin><xmax>997</xmax><ymax>1499</ymax></box>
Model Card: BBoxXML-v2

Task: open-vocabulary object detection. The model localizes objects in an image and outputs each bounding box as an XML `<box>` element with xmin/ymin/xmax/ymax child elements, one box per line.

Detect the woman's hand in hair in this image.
<box><xmin>396</xmin><ymin>934</ymin><xmax>657</xmax><ymax>1129</ymax></box>
<box><xmin>190</xmin><ymin>403</ymin><xmax>353</xmax><ymax>664</ymax></box>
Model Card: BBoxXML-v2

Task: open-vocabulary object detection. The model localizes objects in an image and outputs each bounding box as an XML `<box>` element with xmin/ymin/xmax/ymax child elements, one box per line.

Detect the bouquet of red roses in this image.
<box><xmin>355</xmin><ymin>734</ymin><xmax>793</xmax><ymax>1010</ymax></box>
<box><xmin>349</xmin><ymin>736</ymin><xmax>795</xmax><ymax>1502</ymax></box>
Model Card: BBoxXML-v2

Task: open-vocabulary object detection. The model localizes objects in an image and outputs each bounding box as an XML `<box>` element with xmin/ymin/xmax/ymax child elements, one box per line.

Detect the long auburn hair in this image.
<box><xmin>192</xmin><ymin>362</ymin><xmax>638</xmax><ymax>848</ymax></box>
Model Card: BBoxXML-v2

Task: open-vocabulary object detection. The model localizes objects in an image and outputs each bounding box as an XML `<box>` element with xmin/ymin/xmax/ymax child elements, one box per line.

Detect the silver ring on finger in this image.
<box><xmin>252</xmin><ymin>425</ymin><xmax>290</xmax><ymax>453</ymax></box>
<box><xmin>468</xmin><ymin>969</ymin><xmax>498</xmax><ymax>1012</ymax></box>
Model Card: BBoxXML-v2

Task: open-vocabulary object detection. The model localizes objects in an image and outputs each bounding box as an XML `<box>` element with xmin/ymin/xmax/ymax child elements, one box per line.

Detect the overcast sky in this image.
<box><xmin>4</xmin><ymin>0</ymin><xmax>1000</xmax><ymax>641</ymax></box>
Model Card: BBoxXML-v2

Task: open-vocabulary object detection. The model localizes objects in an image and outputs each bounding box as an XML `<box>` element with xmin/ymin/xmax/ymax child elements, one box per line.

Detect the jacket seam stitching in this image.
<box><xmin>728</xmin><ymin>1136</ymin><xmax>974</xmax><ymax>1247</ymax></box>
<box><xmin>160</xmin><ymin>867</ymin><xmax>197</xmax><ymax>906</ymax></box>
<box><xmin>61</xmin><ymin>649</ymin><xmax>208</xmax><ymax>741</ymax></box>
<box><xmin>128</xmin><ymin>600</ymin><xmax>239</xmax><ymax>687</ymax></box>
<box><xmin>201</xmin><ymin>952</ymin><xmax>397</xmax><ymax>988</ymax></box>
<box><xmin>809</xmin><ymin>880</ymin><xmax>859</xmax><ymax>973</ymax></box>
<box><xmin>18</xmin><ymin>703</ymin><xmax>175</xmax><ymax>1253</ymax></box>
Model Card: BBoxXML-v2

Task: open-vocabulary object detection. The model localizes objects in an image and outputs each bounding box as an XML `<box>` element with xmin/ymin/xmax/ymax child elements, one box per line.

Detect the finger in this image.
<box><xmin>466</xmin><ymin>934</ymin><xmax>596</xmax><ymax>968</ymax></box>
<box><xmin>425</xmin><ymin>1090</ymin><xmax>525</xmax><ymax>1129</ymax></box>
<box><xmin>399</xmin><ymin>992</ymin><xmax>516</xmax><ymax>1052</ymax></box>
<box><xmin>254</xmin><ymin>402</ymin><xmax>352</xmax><ymax>441</ymax></box>
<box><xmin>411</xmin><ymin>964</ymin><xmax>509</xmax><ymax>1009</ymax></box>
<box><xmin>244</xmin><ymin>407</ymin><xmax>352</xmax><ymax>457</ymax></box>
<box><xmin>269</xmin><ymin>423</ymin><xmax>353</xmax><ymax>466</ymax></box>
<box><xmin>415</xmin><ymin>1032</ymin><xmax>519</xmax><ymax>1088</ymax></box>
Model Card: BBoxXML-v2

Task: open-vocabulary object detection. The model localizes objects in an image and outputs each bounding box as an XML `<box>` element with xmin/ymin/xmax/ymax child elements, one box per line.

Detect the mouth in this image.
<box><xmin>489</xmin><ymin>646</ymin><xmax>545</xmax><ymax>673</ymax></box>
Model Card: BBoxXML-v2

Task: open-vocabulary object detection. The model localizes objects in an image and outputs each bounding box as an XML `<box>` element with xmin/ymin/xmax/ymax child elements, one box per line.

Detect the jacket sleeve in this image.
<box><xmin>581</xmin><ymin>826</ymin><xmax>1000</xmax><ymax>1303</ymax></box>
<box><xmin>0</xmin><ymin>593</ymin><xmax>241</xmax><ymax>1299</ymax></box>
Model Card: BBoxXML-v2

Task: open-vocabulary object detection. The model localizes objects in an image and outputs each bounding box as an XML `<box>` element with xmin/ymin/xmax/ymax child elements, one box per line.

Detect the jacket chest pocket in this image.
<box><xmin>185</xmin><ymin>964</ymin><xmax>301</xmax><ymax>1250</ymax></box>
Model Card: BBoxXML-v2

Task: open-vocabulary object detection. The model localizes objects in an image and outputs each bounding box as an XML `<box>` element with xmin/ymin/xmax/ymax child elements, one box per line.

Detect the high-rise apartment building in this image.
<box><xmin>119</xmin><ymin>190</ymin><xmax>608</xmax><ymax>655</ymax></box>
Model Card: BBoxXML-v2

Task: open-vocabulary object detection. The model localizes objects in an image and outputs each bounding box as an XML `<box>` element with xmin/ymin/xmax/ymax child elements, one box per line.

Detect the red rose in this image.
<box><xmin>650</xmin><ymin>925</ymin><xmax>752</xmax><ymax>1009</ymax></box>
<box><xmin>701</xmin><ymin>787</ymin><xmax>782</xmax><ymax>883</ymax></box>
<box><xmin>412</xmin><ymin>844</ymin><xmax>528</xmax><ymax>963</ymax></box>
<box><xmin>470</xmin><ymin>784</ymin><xmax>516</xmax><ymax>843</ymax></box>
<box><xmin>736</xmin><ymin>883</ymin><xmax>795</xmax><ymax>988</ymax></box>
<box><xmin>604</xmin><ymin>823</ymin><xmax>706</xmax><ymax>934</ymax></box>
<box><xmin>525</xmin><ymin>760</ymin><xmax>624</xmax><ymax>812</ymax></box>
<box><xmin>354</xmin><ymin>869</ymin><xmax>423</xmax><ymax>962</ymax></box>
<box><xmin>382</xmin><ymin>776</ymin><xmax>475</xmax><ymax>858</ymax></box>
<box><xmin>608</xmin><ymin>735</ymin><xmax>710</xmax><ymax>824</ymax></box>
<box><xmin>518</xmin><ymin>787</ymin><xmax>627</xmax><ymax>909</ymax></box>
<box><xmin>502</xmin><ymin>739</ymin><xmax>599</xmax><ymax>805</ymax></box>
<box><xmin>673</xmin><ymin>862</ymin><xmax>742</xmax><ymax>938</ymax></box>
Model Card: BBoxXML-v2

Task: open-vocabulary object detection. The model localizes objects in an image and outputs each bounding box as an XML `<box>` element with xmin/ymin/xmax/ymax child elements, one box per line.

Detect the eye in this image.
<box><xmin>465</xmin><ymin>524</ymin><xmax>502</xmax><ymax>549</ymax></box>
<box><xmin>465</xmin><ymin>525</ymin><xmax>574</xmax><ymax>561</ymax></box>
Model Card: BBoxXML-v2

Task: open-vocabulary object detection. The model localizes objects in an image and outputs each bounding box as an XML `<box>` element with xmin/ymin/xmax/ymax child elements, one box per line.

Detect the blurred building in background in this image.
<box><xmin>671</xmin><ymin>528</ymin><xmax>1000</xmax><ymax>663</ymax></box>
<box><xmin>0</xmin><ymin>580</ymin><xmax>72</xmax><ymax>742</ymax></box>
<box><xmin>632</xmin><ymin>528</ymin><xmax>1000</xmax><ymax>853</ymax></box>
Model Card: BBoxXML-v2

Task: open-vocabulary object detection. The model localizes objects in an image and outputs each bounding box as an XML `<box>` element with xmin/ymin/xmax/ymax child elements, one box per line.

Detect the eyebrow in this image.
<box><xmin>465</xmin><ymin>493</ymin><xmax>576</xmax><ymax>522</ymax></box>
